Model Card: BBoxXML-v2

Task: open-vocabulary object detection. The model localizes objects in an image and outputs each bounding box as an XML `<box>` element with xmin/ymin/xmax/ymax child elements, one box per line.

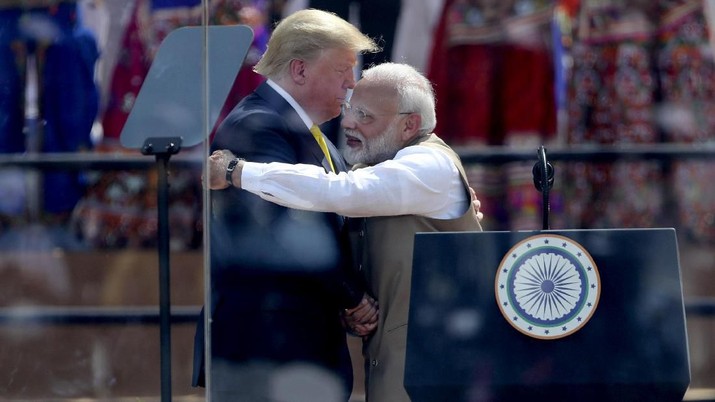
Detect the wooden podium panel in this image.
<box><xmin>405</xmin><ymin>229</ymin><xmax>690</xmax><ymax>402</ymax></box>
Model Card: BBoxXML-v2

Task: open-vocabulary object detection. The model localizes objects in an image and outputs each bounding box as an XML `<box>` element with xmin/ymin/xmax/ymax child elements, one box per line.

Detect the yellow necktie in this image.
<box><xmin>310</xmin><ymin>124</ymin><xmax>336</xmax><ymax>173</ymax></box>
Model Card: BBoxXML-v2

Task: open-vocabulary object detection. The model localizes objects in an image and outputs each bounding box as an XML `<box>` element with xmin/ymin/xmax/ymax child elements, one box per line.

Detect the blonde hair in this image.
<box><xmin>254</xmin><ymin>9</ymin><xmax>380</xmax><ymax>79</ymax></box>
<box><xmin>361</xmin><ymin>63</ymin><xmax>437</xmax><ymax>135</ymax></box>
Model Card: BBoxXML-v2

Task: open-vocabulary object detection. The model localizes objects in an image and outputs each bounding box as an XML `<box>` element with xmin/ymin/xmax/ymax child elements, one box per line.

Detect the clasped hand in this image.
<box><xmin>342</xmin><ymin>293</ymin><xmax>379</xmax><ymax>337</ymax></box>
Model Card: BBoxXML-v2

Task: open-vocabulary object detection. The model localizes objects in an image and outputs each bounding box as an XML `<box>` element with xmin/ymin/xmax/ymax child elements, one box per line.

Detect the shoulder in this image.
<box><xmin>220</xmin><ymin>85</ymin><xmax>303</xmax><ymax>137</ymax></box>
<box><xmin>395</xmin><ymin>143</ymin><xmax>457</xmax><ymax>171</ymax></box>
<box><xmin>212</xmin><ymin>106</ymin><xmax>301</xmax><ymax>161</ymax></box>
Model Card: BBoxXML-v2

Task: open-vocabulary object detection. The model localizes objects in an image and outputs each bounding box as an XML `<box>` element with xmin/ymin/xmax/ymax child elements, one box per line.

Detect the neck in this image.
<box><xmin>274</xmin><ymin>77</ymin><xmax>324</xmax><ymax>124</ymax></box>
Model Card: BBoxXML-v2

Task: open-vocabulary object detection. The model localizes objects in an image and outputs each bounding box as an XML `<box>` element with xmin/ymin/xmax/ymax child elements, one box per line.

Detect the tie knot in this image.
<box><xmin>310</xmin><ymin>124</ymin><xmax>323</xmax><ymax>138</ymax></box>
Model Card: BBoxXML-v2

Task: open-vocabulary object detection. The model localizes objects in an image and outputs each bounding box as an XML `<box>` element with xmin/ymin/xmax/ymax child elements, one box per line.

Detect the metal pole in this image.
<box><xmin>142</xmin><ymin>137</ymin><xmax>181</xmax><ymax>402</ymax></box>
<box><xmin>157</xmin><ymin>153</ymin><xmax>172</xmax><ymax>402</ymax></box>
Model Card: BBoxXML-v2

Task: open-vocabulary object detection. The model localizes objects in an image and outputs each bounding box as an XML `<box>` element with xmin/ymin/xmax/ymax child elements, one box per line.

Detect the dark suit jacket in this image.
<box><xmin>192</xmin><ymin>81</ymin><xmax>365</xmax><ymax>397</ymax></box>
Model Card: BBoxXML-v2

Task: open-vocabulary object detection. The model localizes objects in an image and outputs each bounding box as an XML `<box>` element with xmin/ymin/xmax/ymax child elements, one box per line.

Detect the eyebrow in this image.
<box><xmin>334</xmin><ymin>63</ymin><xmax>353</xmax><ymax>71</ymax></box>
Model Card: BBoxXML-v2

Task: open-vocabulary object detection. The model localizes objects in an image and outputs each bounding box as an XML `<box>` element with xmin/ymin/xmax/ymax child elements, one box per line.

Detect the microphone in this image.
<box><xmin>532</xmin><ymin>146</ymin><xmax>554</xmax><ymax>230</ymax></box>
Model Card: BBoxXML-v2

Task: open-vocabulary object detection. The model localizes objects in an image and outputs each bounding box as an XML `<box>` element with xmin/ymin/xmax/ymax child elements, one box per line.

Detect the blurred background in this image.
<box><xmin>0</xmin><ymin>0</ymin><xmax>713</xmax><ymax>400</ymax></box>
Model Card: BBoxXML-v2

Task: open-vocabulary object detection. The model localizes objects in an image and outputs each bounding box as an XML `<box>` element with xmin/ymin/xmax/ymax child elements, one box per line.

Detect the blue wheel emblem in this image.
<box><xmin>495</xmin><ymin>234</ymin><xmax>601</xmax><ymax>340</ymax></box>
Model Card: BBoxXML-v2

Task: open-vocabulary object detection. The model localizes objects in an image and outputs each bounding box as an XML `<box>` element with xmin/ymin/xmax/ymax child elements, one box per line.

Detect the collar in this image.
<box><xmin>266</xmin><ymin>79</ymin><xmax>314</xmax><ymax>131</ymax></box>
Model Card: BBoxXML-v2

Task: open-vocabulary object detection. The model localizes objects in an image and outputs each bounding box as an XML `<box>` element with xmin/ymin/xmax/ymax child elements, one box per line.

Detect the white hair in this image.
<box><xmin>360</xmin><ymin>63</ymin><xmax>437</xmax><ymax>135</ymax></box>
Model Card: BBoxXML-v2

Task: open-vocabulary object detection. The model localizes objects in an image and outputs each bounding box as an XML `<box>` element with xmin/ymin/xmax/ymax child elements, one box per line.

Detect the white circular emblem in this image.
<box><xmin>495</xmin><ymin>234</ymin><xmax>600</xmax><ymax>340</ymax></box>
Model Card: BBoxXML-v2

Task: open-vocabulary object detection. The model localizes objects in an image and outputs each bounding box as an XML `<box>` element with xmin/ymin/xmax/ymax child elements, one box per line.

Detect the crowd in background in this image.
<box><xmin>1</xmin><ymin>0</ymin><xmax>714</xmax><ymax>250</ymax></box>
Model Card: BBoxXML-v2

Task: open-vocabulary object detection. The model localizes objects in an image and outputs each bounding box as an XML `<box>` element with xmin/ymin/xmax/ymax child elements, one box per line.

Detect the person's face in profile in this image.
<box><xmin>341</xmin><ymin>81</ymin><xmax>410</xmax><ymax>165</ymax></box>
<box><xmin>301</xmin><ymin>47</ymin><xmax>358</xmax><ymax>123</ymax></box>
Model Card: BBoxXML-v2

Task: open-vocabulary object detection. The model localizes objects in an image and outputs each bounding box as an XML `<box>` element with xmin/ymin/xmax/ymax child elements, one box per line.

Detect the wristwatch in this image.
<box><xmin>226</xmin><ymin>158</ymin><xmax>241</xmax><ymax>186</ymax></box>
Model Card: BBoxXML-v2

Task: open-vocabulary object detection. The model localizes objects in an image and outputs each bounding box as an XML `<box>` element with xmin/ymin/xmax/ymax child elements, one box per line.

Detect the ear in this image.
<box><xmin>288</xmin><ymin>59</ymin><xmax>307</xmax><ymax>85</ymax></box>
<box><xmin>401</xmin><ymin>113</ymin><xmax>422</xmax><ymax>141</ymax></box>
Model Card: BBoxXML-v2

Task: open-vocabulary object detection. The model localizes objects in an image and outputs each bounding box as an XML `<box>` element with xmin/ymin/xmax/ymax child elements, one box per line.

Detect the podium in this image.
<box><xmin>405</xmin><ymin>229</ymin><xmax>690</xmax><ymax>402</ymax></box>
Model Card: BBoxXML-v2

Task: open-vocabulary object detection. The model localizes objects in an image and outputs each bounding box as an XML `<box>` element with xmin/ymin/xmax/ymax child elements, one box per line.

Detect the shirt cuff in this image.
<box><xmin>240</xmin><ymin>161</ymin><xmax>263</xmax><ymax>191</ymax></box>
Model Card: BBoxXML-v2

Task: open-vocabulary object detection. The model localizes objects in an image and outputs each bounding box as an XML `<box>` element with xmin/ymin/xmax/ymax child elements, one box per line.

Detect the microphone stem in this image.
<box><xmin>538</xmin><ymin>146</ymin><xmax>550</xmax><ymax>230</ymax></box>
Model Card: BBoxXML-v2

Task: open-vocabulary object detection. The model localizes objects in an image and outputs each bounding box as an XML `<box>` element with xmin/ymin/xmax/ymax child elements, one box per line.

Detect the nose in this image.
<box><xmin>341</xmin><ymin>107</ymin><xmax>357</xmax><ymax>129</ymax></box>
<box><xmin>344</xmin><ymin>71</ymin><xmax>356</xmax><ymax>89</ymax></box>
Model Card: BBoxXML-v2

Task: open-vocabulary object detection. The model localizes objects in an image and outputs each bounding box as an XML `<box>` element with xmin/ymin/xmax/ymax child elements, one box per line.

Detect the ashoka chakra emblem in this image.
<box><xmin>495</xmin><ymin>234</ymin><xmax>600</xmax><ymax>340</ymax></box>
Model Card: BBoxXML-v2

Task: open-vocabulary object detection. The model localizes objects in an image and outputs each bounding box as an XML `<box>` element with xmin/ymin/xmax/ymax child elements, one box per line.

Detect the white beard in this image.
<box><xmin>343</xmin><ymin>123</ymin><xmax>403</xmax><ymax>166</ymax></box>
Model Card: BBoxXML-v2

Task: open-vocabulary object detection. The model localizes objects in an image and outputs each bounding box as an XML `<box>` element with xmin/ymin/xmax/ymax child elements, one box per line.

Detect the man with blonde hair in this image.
<box><xmin>193</xmin><ymin>9</ymin><xmax>380</xmax><ymax>401</ymax></box>
<box><xmin>209</xmin><ymin>62</ymin><xmax>484</xmax><ymax>401</ymax></box>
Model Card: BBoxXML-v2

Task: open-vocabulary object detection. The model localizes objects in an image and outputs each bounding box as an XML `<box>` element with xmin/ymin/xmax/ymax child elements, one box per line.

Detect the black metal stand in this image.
<box><xmin>141</xmin><ymin>137</ymin><xmax>182</xmax><ymax>402</ymax></box>
<box><xmin>532</xmin><ymin>145</ymin><xmax>554</xmax><ymax>230</ymax></box>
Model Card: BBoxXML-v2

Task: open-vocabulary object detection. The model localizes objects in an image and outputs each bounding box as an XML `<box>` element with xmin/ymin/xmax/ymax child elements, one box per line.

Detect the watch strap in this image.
<box><xmin>226</xmin><ymin>158</ymin><xmax>240</xmax><ymax>186</ymax></box>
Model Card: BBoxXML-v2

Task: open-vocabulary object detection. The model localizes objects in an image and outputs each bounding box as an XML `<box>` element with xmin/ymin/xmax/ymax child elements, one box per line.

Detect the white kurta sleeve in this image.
<box><xmin>240</xmin><ymin>146</ymin><xmax>468</xmax><ymax>219</ymax></box>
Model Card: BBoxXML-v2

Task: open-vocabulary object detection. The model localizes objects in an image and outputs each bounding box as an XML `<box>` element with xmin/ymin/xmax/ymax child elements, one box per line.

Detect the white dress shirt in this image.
<box><xmin>241</xmin><ymin>144</ymin><xmax>469</xmax><ymax>219</ymax></box>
